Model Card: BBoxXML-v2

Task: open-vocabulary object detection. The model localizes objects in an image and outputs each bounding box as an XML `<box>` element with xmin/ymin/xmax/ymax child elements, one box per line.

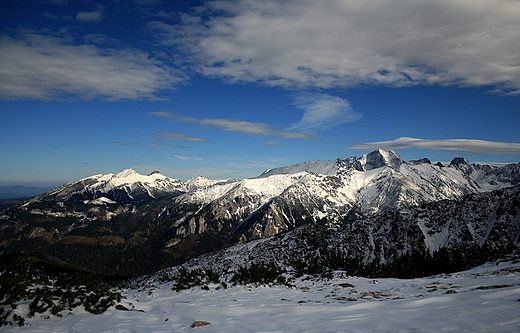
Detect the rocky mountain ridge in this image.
<box><xmin>162</xmin><ymin>149</ymin><xmax>519</xmax><ymax>243</ymax></box>
<box><xmin>1</xmin><ymin>150</ymin><xmax>519</xmax><ymax>276</ymax></box>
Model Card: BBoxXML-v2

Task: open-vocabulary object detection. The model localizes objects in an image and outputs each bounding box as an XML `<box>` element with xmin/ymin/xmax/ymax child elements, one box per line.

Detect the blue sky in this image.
<box><xmin>1</xmin><ymin>0</ymin><xmax>520</xmax><ymax>186</ymax></box>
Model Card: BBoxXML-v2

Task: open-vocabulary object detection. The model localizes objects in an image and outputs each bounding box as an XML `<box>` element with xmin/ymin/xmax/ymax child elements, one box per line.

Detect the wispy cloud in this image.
<box><xmin>170</xmin><ymin>154</ymin><xmax>203</xmax><ymax>161</ymax></box>
<box><xmin>287</xmin><ymin>93</ymin><xmax>362</xmax><ymax>132</ymax></box>
<box><xmin>156</xmin><ymin>0</ymin><xmax>520</xmax><ymax>94</ymax></box>
<box><xmin>76</xmin><ymin>4</ymin><xmax>104</xmax><ymax>22</ymax></box>
<box><xmin>151</xmin><ymin>131</ymin><xmax>208</xmax><ymax>142</ymax></box>
<box><xmin>264</xmin><ymin>140</ymin><xmax>283</xmax><ymax>146</ymax></box>
<box><xmin>350</xmin><ymin>137</ymin><xmax>520</xmax><ymax>155</ymax></box>
<box><xmin>115</xmin><ymin>141</ymin><xmax>189</xmax><ymax>149</ymax></box>
<box><xmin>148</xmin><ymin>111</ymin><xmax>315</xmax><ymax>140</ymax></box>
<box><xmin>0</xmin><ymin>34</ymin><xmax>181</xmax><ymax>100</ymax></box>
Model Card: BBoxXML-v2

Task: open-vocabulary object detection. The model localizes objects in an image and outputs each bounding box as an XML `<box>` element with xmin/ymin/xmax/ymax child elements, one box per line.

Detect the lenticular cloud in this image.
<box><xmin>166</xmin><ymin>0</ymin><xmax>520</xmax><ymax>94</ymax></box>
<box><xmin>351</xmin><ymin>137</ymin><xmax>520</xmax><ymax>155</ymax></box>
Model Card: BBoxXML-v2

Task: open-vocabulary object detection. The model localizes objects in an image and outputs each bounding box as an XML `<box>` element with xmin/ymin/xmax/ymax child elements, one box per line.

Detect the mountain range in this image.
<box><xmin>1</xmin><ymin>149</ymin><xmax>519</xmax><ymax>277</ymax></box>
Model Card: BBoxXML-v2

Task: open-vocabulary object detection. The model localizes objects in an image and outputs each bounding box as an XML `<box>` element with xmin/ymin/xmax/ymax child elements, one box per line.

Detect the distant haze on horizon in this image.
<box><xmin>1</xmin><ymin>0</ymin><xmax>520</xmax><ymax>187</ymax></box>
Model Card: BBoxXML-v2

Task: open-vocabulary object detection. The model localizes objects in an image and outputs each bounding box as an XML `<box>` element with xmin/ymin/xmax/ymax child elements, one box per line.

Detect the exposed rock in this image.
<box><xmin>475</xmin><ymin>284</ymin><xmax>510</xmax><ymax>290</ymax></box>
<box><xmin>409</xmin><ymin>158</ymin><xmax>431</xmax><ymax>165</ymax></box>
<box><xmin>191</xmin><ymin>320</ymin><xmax>211</xmax><ymax>328</ymax></box>
<box><xmin>115</xmin><ymin>304</ymin><xmax>129</xmax><ymax>311</ymax></box>
<box><xmin>362</xmin><ymin>292</ymin><xmax>374</xmax><ymax>299</ymax></box>
<box><xmin>449</xmin><ymin>157</ymin><xmax>469</xmax><ymax>167</ymax></box>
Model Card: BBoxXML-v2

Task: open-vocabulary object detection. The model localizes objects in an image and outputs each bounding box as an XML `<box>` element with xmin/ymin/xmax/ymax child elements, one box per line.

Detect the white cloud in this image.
<box><xmin>0</xmin><ymin>34</ymin><xmax>182</xmax><ymax>100</ymax></box>
<box><xmin>148</xmin><ymin>111</ymin><xmax>315</xmax><ymax>140</ymax></box>
<box><xmin>287</xmin><ymin>93</ymin><xmax>362</xmax><ymax>132</ymax></box>
<box><xmin>76</xmin><ymin>4</ymin><xmax>104</xmax><ymax>22</ymax></box>
<box><xmin>171</xmin><ymin>154</ymin><xmax>203</xmax><ymax>161</ymax></box>
<box><xmin>350</xmin><ymin>137</ymin><xmax>520</xmax><ymax>155</ymax></box>
<box><xmin>76</xmin><ymin>11</ymin><xmax>102</xmax><ymax>22</ymax></box>
<box><xmin>158</xmin><ymin>0</ymin><xmax>520</xmax><ymax>94</ymax></box>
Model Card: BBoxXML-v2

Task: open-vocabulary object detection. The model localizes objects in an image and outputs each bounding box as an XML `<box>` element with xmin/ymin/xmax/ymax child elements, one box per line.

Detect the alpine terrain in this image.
<box><xmin>1</xmin><ymin>149</ymin><xmax>519</xmax><ymax>277</ymax></box>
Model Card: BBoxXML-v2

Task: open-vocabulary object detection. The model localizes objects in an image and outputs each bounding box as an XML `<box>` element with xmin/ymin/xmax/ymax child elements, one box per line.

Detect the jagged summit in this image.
<box><xmin>354</xmin><ymin>149</ymin><xmax>405</xmax><ymax>171</ymax></box>
<box><xmin>449</xmin><ymin>157</ymin><xmax>469</xmax><ymax>167</ymax></box>
<box><xmin>409</xmin><ymin>158</ymin><xmax>432</xmax><ymax>165</ymax></box>
<box><xmin>258</xmin><ymin>149</ymin><xmax>406</xmax><ymax>177</ymax></box>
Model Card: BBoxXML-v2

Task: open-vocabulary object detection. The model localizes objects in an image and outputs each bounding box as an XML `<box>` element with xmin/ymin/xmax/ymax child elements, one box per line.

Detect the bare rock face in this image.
<box><xmin>191</xmin><ymin>320</ymin><xmax>211</xmax><ymax>328</ymax></box>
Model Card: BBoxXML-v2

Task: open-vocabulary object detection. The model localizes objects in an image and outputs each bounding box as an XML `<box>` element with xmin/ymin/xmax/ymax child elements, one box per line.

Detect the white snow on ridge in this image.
<box><xmin>183</xmin><ymin>175</ymin><xmax>237</xmax><ymax>191</ymax></box>
<box><xmin>257</xmin><ymin>159</ymin><xmax>338</xmax><ymax>178</ymax></box>
<box><xmin>175</xmin><ymin>172</ymin><xmax>309</xmax><ymax>205</ymax></box>
<box><xmin>65</xmin><ymin>168</ymin><xmax>186</xmax><ymax>196</ymax></box>
<box><xmin>93</xmin><ymin>168</ymin><xmax>175</xmax><ymax>189</ymax></box>
<box><xmin>174</xmin><ymin>180</ymin><xmax>238</xmax><ymax>204</ymax></box>
<box><xmin>241</xmin><ymin>172</ymin><xmax>309</xmax><ymax>198</ymax></box>
<box><xmin>168</xmin><ymin>150</ymin><xmax>517</xmax><ymax>214</ymax></box>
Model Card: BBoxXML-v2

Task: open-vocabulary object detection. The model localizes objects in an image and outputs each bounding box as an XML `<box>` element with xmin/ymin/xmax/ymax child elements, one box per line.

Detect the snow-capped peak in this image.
<box><xmin>116</xmin><ymin>168</ymin><xmax>139</xmax><ymax>179</ymax></box>
<box><xmin>354</xmin><ymin>149</ymin><xmax>405</xmax><ymax>171</ymax></box>
<box><xmin>103</xmin><ymin>168</ymin><xmax>171</xmax><ymax>187</ymax></box>
<box><xmin>35</xmin><ymin>168</ymin><xmax>186</xmax><ymax>203</ymax></box>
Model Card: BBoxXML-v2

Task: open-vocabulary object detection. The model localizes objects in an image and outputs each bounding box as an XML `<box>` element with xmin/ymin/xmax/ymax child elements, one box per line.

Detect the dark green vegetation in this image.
<box><xmin>0</xmin><ymin>198</ymin><xmax>229</xmax><ymax>276</ymax></box>
<box><xmin>0</xmin><ymin>254</ymin><xmax>123</xmax><ymax>327</ymax></box>
<box><xmin>286</xmin><ymin>232</ymin><xmax>519</xmax><ymax>280</ymax></box>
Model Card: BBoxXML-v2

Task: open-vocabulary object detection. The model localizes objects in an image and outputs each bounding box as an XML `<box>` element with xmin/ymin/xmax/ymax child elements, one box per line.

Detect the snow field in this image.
<box><xmin>5</xmin><ymin>260</ymin><xmax>519</xmax><ymax>333</ymax></box>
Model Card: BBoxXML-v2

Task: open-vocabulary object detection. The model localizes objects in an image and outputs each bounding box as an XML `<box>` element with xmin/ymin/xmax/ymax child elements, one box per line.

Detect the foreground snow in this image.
<box><xmin>5</xmin><ymin>260</ymin><xmax>520</xmax><ymax>333</ymax></box>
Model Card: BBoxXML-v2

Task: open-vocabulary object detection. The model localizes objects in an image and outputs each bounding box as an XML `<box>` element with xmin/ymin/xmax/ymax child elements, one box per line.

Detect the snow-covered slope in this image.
<box><xmin>257</xmin><ymin>159</ymin><xmax>338</xmax><ymax>177</ymax></box>
<box><xmin>3</xmin><ymin>258</ymin><xmax>520</xmax><ymax>333</ymax></box>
